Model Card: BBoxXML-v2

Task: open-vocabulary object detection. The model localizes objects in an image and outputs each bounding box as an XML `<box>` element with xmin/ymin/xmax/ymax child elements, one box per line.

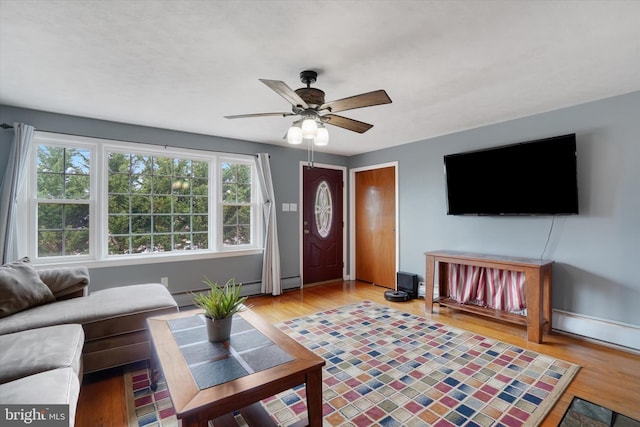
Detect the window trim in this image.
<box><xmin>25</xmin><ymin>132</ymin><xmax>262</xmax><ymax>268</ymax></box>
<box><xmin>218</xmin><ymin>157</ymin><xmax>260</xmax><ymax>250</ymax></box>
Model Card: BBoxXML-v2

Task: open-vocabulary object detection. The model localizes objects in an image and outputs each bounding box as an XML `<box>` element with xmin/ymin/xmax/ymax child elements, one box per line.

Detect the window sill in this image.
<box><xmin>32</xmin><ymin>248</ymin><xmax>264</xmax><ymax>270</ymax></box>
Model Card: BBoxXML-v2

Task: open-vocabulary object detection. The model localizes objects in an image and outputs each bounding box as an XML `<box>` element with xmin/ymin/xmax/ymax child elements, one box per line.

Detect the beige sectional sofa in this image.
<box><xmin>0</xmin><ymin>257</ymin><xmax>179</xmax><ymax>426</ymax></box>
<box><xmin>0</xmin><ymin>324</ymin><xmax>84</xmax><ymax>425</ymax></box>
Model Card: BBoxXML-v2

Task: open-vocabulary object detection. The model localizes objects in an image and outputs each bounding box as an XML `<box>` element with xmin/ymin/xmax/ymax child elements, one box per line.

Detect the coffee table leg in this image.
<box><xmin>178</xmin><ymin>415</ymin><xmax>206</xmax><ymax>427</ymax></box>
<box><xmin>306</xmin><ymin>368</ymin><xmax>323</xmax><ymax>427</ymax></box>
<box><xmin>149</xmin><ymin>348</ymin><xmax>160</xmax><ymax>391</ymax></box>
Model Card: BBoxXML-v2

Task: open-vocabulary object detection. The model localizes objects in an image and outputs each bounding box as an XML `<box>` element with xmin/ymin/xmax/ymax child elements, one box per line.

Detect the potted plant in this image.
<box><xmin>192</xmin><ymin>277</ymin><xmax>248</xmax><ymax>342</ymax></box>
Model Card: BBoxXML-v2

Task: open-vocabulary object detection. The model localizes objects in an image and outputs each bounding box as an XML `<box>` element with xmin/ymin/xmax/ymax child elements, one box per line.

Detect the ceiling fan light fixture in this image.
<box><xmin>224</xmin><ymin>70</ymin><xmax>392</xmax><ymax>154</ymax></box>
<box><xmin>301</xmin><ymin>118</ymin><xmax>318</xmax><ymax>139</ymax></box>
<box><xmin>315</xmin><ymin>126</ymin><xmax>329</xmax><ymax>146</ymax></box>
<box><xmin>287</xmin><ymin>125</ymin><xmax>303</xmax><ymax>145</ymax></box>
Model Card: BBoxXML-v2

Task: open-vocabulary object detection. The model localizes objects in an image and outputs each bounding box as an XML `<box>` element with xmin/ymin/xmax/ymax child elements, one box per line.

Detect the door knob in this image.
<box><xmin>304</xmin><ymin>229</ymin><xmax>310</xmax><ymax>234</ymax></box>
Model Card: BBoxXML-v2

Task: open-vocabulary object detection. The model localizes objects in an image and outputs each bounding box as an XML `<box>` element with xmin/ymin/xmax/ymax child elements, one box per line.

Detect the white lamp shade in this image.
<box><xmin>287</xmin><ymin>126</ymin><xmax>303</xmax><ymax>145</ymax></box>
<box><xmin>314</xmin><ymin>127</ymin><xmax>329</xmax><ymax>146</ymax></box>
<box><xmin>301</xmin><ymin>118</ymin><xmax>318</xmax><ymax>139</ymax></box>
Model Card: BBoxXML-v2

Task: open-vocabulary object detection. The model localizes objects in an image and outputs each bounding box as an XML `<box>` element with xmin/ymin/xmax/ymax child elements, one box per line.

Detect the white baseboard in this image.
<box><xmin>553</xmin><ymin>309</ymin><xmax>640</xmax><ymax>352</ymax></box>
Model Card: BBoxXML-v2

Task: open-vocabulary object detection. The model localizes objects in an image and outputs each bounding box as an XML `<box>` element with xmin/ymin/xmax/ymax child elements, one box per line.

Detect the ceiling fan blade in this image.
<box><xmin>320</xmin><ymin>89</ymin><xmax>392</xmax><ymax>113</ymax></box>
<box><xmin>259</xmin><ymin>79</ymin><xmax>309</xmax><ymax>109</ymax></box>
<box><xmin>323</xmin><ymin>114</ymin><xmax>374</xmax><ymax>133</ymax></box>
<box><xmin>224</xmin><ymin>112</ymin><xmax>294</xmax><ymax>119</ymax></box>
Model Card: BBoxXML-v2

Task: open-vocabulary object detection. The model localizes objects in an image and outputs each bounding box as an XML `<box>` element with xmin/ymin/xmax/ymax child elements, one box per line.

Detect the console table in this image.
<box><xmin>424</xmin><ymin>250</ymin><xmax>553</xmax><ymax>343</ymax></box>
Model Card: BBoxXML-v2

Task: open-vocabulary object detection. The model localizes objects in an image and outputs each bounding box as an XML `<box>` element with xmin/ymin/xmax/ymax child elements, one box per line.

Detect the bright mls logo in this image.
<box><xmin>1</xmin><ymin>405</ymin><xmax>68</xmax><ymax>426</ymax></box>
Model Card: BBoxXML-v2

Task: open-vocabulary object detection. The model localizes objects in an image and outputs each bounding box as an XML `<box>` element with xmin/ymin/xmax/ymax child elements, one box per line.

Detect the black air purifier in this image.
<box><xmin>397</xmin><ymin>271</ymin><xmax>418</xmax><ymax>299</ymax></box>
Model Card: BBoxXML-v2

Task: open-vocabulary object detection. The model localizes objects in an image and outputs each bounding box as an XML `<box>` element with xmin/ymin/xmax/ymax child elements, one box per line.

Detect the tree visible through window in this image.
<box><xmin>28</xmin><ymin>133</ymin><xmax>260</xmax><ymax>264</ymax></box>
<box><xmin>36</xmin><ymin>145</ymin><xmax>91</xmax><ymax>257</ymax></box>
<box><xmin>222</xmin><ymin>162</ymin><xmax>252</xmax><ymax>246</ymax></box>
<box><xmin>107</xmin><ymin>152</ymin><xmax>209</xmax><ymax>255</ymax></box>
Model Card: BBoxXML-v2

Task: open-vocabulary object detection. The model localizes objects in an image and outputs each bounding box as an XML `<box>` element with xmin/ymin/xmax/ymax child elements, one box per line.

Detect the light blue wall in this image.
<box><xmin>3</xmin><ymin>91</ymin><xmax>639</xmax><ymax>328</ymax></box>
<box><xmin>0</xmin><ymin>105</ymin><xmax>347</xmax><ymax>299</ymax></box>
<box><xmin>348</xmin><ymin>91</ymin><xmax>640</xmax><ymax>326</ymax></box>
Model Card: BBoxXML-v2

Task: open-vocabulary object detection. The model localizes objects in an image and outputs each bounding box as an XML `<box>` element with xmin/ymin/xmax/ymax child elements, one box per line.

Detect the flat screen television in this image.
<box><xmin>444</xmin><ymin>134</ymin><xmax>578</xmax><ymax>215</ymax></box>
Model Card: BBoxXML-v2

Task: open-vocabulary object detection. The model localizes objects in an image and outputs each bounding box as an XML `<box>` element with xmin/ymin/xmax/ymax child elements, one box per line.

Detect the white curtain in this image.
<box><xmin>0</xmin><ymin>123</ymin><xmax>35</xmax><ymax>264</ymax></box>
<box><xmin>255</xmin><ymin>153</ymin><xmax>281</xmax><ymax>295</ymax></box>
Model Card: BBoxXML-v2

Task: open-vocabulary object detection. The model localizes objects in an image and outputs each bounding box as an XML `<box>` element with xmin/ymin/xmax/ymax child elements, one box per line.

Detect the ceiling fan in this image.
<box><xmin>224</xmin><ymin>70</ymin><xmax>392</xmax><ymax>146</ymax></box>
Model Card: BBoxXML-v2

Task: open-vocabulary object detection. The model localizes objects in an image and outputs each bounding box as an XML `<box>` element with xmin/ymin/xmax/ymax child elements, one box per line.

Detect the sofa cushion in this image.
<box><xmin>38</xmin><ymin>266</ymin><xmax>90</xmax><ymax>299</ymax></box>
<box><xmin>0</xmin><ymin>257</ymin><xmax>55</xmax><ymax>318</ymax></box>
<box><xmin>0</xmin><ymin>324</ymin><xmax>84</xmax><ymax>384</ymax></box>
<box><xmin>0</xmin><ymin>367</ymin><xmax>80</xmax><ymax>427</ymax></box>
<box><xmin>0</xmin><ymin>283</ymin><xmax>177</xmax><ymax>336</ymax></box>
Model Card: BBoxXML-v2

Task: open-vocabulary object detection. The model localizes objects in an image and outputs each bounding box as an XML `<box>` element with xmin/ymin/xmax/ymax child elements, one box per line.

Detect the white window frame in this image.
<box><xmin>218</xmin><ymin>157</ymin><xmax>260</xmax><ymax>251</ymax></box>
<box><xmin>23</xmin><ymin>132</ymin><xmax>262</xmax><ymax>268</ymax></box>
<box><xmin>28</xmin><ymin>135</ymin><xmax>97</xmax><ymax>264</ymax></box>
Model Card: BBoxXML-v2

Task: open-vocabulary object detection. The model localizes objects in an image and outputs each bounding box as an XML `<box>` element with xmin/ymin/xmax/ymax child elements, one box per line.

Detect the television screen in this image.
<box><xmin>444</xmin><ymin>134</ymin><xmax>578</xmax><ymax>215</ymax></box>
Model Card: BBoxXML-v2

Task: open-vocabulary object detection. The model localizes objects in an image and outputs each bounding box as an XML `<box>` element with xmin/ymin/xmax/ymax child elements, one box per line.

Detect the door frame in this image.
<box><xmin>349</xmin><ymin>161</ymin><xmax>399</xmax><ymax>282</ymax></box>
<box><xmin>299</xmin><ymin>162</ymin><xmax>348</xmax><ymax>287</ymax></box>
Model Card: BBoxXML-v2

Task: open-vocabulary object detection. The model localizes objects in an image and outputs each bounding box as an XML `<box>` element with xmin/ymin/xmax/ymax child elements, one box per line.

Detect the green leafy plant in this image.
<box><xmin>192</xmin><ymin>277</ymin><xmax>249</xmax><ymax>320</ymax></box>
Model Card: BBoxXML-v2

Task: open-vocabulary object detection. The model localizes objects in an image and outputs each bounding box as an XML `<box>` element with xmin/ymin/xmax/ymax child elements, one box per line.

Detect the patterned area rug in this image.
<box><xmin>126</xmin><ymin>301</ymin><xmax>579</xmax><ymax>426</ymax></box>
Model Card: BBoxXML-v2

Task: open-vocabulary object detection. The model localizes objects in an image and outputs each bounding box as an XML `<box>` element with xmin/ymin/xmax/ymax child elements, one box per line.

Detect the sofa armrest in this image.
<box><xmin>38</xmin><ymin>267</ymin><xmax>90</xmax><ymax>300</ymax></box>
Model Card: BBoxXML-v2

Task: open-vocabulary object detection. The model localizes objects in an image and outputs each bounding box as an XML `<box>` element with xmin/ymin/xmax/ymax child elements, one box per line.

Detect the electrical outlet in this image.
<box><xmin>161</xmin><ymin>277</ymin><xmax>169</xmax><ymax>288</ymax></box>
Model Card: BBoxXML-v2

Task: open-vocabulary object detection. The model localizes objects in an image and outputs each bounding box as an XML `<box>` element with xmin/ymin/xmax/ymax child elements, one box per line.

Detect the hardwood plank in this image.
<box><xmin>76</xmin><ymin>366</ymin><xmax>127</xmax><ymax>427</ymax></box>
<box><xmin>76</xmin><ymin>280</ymin><xmax>640</xmax><ymax>426</ymax></box>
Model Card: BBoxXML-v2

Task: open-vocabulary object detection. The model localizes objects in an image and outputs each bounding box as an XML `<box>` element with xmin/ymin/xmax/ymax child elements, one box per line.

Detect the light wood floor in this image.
<box><xmin>76</xmin><ymin>281</ymin><xmax>640</xmax><ymax>426</ymax></box>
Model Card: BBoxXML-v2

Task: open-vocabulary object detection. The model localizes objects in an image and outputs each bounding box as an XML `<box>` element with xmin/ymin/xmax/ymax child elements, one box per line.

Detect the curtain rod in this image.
<box><xmin>0</xmin><ymin>123</ymin><xmax>265</xmax><ymax>158</ymax></box>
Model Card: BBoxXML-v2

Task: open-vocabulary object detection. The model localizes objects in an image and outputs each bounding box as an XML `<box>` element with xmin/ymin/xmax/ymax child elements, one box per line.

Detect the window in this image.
<box><xmin>36</xmin><ymin>145</ymin><xmax>92</xmax><ymax>257</ymax></box>
<box><xmin>314</xmin><ymin>180</ymin><xmax>332</xmax><ymax>238</ymax></box>
<box><xmin>26</xmin><ymin>132</ymin><xmax>260</xmax><ymax>266</ymax></box>
<box><xmin>106</xmin><ymin>152</ymin><xmax>209</xmax><ymax>255</ymax></box>
<box><xmin>221</xmin><ymin>161</ymin><xmax>254</xmax><ymax>246</ymax></box>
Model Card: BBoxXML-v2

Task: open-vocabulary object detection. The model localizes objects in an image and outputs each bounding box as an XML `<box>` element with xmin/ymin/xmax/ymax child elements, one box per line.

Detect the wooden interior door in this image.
<box><xmin>302</xmin><ymin>166</ymin><xmax>344</xmax><ymax>285</ymax></box>
<box><xmin>355</xmin><ymin>166</ymin><xmax>396</xmax><ymax>288</ymax></box>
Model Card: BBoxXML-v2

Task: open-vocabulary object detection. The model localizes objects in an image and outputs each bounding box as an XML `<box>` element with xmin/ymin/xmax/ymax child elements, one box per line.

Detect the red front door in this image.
<box><xmin>302</xmin><ymin>166</ymin><xmax>344</xmax><ymax>285</ymax></box>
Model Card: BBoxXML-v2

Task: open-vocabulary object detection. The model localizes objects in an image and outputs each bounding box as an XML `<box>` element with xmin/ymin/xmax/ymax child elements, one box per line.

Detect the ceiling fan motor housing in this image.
<box><xmin>296</xmin><ymin>70</ymin><xmax>325</xmax><ymax>107</ymax></box>
<box><xmin>295</xmin><ymin>88</ymin><xmax>325</xmax><ymax>107</ymax></box>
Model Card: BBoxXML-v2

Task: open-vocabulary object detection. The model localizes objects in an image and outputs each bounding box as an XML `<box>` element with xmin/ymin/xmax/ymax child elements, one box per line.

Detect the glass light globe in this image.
<box><xmin>301</xmin><ymin>118</ymin><xmax>318</xmax><ymax>139</ymax></box>
<box><xmin>314</xmin><ymin>127</ymin><xmax>329</xmax><ymax>146</ymax></box>
<box><xmin>287</xmin><ymin>126</ymin><xmax>303</xmax><ymax>145</ymax></box>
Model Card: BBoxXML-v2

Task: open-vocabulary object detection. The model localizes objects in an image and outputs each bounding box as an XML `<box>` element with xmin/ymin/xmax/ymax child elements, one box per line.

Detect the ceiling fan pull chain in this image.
<box><xmin>307</xmin><ymin>138</ymin><xmax>315</xmax><ymax>168</ymax></box>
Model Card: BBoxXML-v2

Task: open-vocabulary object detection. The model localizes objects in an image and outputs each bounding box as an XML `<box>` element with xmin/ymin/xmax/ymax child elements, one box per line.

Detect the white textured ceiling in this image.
<box><xmin>1</xmin><ymin>0</ymin><xmax>639</xmax><ymax>156</ymax></box>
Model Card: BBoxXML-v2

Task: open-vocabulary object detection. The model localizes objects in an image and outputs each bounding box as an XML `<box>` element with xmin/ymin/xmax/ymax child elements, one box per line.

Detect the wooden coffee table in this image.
<box><xmin>147</xmin><ymin>309</ymin><xmax>325</xmax><ymax>427</ymax></box>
